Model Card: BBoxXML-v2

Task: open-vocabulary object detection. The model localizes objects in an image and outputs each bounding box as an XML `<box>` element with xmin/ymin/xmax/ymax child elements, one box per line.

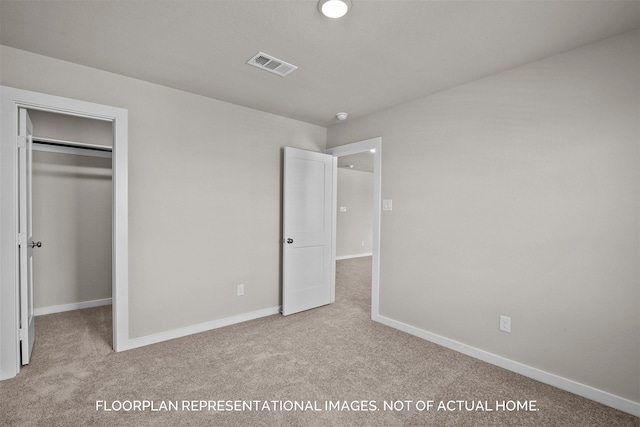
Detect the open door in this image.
<box><xmin>282</xmin><ymin>147</ymin><xmax>335</xmax><ymax>316</ymax></box>
<box><xmin>18</xmin><ymin>108</ymin><xmax>36</xmax><ymax>365</ymax></box>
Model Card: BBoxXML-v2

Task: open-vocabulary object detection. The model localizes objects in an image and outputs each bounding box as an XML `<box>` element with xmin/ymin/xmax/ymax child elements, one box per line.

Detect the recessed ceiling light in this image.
<box><xmin>318</xmin><ymin>0</ymin><xmax>351</xmax><ymax>18</ymax></box>
<box><xmin>336</xmin><ymin>112</ymin><xmax>348</xmax><ymax>120</ymax></box>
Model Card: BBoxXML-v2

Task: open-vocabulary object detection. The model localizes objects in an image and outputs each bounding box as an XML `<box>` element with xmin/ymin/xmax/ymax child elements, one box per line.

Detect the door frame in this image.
<box><xmin>325</xmin><ymin>137</ymin><xmax>381</xmax><ymax>320</ymax></box>
<box><xmin>0</xmin><ymin>86</ymin><xmax>129</xmax><ymax>380</ymax></box>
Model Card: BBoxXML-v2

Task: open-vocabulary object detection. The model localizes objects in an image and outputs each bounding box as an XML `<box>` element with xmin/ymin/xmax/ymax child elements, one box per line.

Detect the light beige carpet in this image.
<box><xmin>0</xmin><ymin>257</ymin><xmax>637</xmax><ymax>426</ymax></box>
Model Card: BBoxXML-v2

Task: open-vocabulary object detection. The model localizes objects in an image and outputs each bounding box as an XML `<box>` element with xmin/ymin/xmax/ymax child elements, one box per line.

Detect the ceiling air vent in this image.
<box><xmin>247</xmin><ymin>52</ymin><xmax>297</xmax><ymax>77</ymax></box>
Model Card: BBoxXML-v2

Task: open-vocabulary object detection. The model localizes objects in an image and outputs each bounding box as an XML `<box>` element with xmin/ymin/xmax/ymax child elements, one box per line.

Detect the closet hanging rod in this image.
<box><xmin>32</xmin><ymin>136</ymin><xmax>112</xmax><ymax>152</ymax></box>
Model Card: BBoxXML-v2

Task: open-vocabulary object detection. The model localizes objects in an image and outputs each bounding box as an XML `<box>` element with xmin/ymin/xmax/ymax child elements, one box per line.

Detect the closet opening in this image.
<box><xmin>29</xmin><ymin>109</ymin><xmax>114</xmax><ymax>352</ymax></box>
<box><xmin>1</xmin><ymin>86</ymin><xmax>129</xmax><ymax>379</ymax></box>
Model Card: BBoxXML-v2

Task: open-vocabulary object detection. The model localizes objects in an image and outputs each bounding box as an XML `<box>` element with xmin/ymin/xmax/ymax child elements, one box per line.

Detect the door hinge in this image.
<box><xmin>17</xmin><ymin>135</ymin><xmax>27</xmax><ymax>149</ymax></box>
<box><xmin>19</xmin><ymin>328</ymin><xmax>26</xmax><ymax>341</ymax></box>
<box><xmin>18</xmin><ymin>233</ymin><xmax>26</xmax><ymax>247</ymax></box>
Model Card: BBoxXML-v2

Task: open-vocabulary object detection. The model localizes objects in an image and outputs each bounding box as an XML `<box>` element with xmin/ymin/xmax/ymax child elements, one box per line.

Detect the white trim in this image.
<box><xmin>34</xmin><ymin>298</ymin><xmax>112</xmax><ymax>317</ymax></box>
<box><xmin>121</xmin><ymin>306</ymin><xmax>281</xmax><ymax>351</ymax></box>
<box><xmin>375</xmin><ymin>314</ymin><xmax>640</xmax><ymax>417</ymax></box>
<box><xmin>326</xmin><ymin>137</ymin><xmax>382</xmax><ymax>320</ymax></box>
<box><xmin>330</xmin><ymin>156</ymin><xmax>337</xmax><ymax>303</ymax></box>
<box><xmin>336</xmin><ymin>253</ymin><xmax>373</xmax><ymax>261</ymax></box>
<box><xmin>0</xmin><ymin>86</ymin><xmax>129</xmax><ymax>380</ymax></box>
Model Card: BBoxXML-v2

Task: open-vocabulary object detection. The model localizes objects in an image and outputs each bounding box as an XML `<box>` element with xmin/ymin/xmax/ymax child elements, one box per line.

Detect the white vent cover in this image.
<box><xmin>247</xmin><ymin>52</ymin><xmax>297</xmax><ymax>77</ymax></box>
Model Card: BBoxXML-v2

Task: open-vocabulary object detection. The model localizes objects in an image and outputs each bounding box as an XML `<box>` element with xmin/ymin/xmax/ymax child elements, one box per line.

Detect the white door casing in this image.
<box><xmin>18</xmin><ymin>108</ymin><xmax>35</xmax><ymax>365</ymax></box>
<box><xmin>282</xmin><ymin>147</ymin><xmax>336</xmax><ymax>316</ymax></box>
<box><xmin>1</xmin><ymin>86</ymin><xmax>129</xmax><ymax>380</ymax></box>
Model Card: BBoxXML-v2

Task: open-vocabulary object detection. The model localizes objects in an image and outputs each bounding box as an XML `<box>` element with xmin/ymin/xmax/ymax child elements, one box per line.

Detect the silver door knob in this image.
<box><xmin>286</xmin><ymin>238</ymin><xmax>293</xmax><ymax>244</ymax></box>
<box><xmin>30</xmin><ymin>241</ymin><xmax>42</xmax><ymax>248</ymax></box>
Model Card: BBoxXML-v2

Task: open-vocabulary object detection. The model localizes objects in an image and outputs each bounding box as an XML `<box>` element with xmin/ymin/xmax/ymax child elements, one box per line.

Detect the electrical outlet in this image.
<box><xmin>237</xmin><ymin>284</ymin><xmax>244</xmax><ymax>296</ymax></box>
<box><xmin>499</xmin><ymin>315</ymin><xmax>511</xmax><ymax>333</ymax></box>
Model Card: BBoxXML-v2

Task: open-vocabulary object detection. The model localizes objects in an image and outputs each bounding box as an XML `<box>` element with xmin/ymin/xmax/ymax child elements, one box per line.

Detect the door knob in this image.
<box><xmin>30</xmin><ymin>241</ymin><xmax>42</xmax><ymax>248</ymax></box>
<box><xmin>286</xmin><ymin>238</ymin><xmax>293</xmax><ymax>244</ymax></box>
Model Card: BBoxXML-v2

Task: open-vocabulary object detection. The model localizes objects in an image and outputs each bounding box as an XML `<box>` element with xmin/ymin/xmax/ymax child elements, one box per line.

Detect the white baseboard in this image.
<box><xmin>34</xmin><ymin>297</ymin><xmax>112</xmax><ymax>316</ymax></box>
<box><xmin>122</xmin><ymin>306</ymin><xmax>281</xmax><ymax>351</ymax></box>
<box><xmin>373</xmin><ymin>314</ymin><xmax>640</xmax><ymax>417</ymax></box>
<box><xmin>336</xmin><ymin>253</ymin><xmax>373</xmax><ymax>261</ymax></box>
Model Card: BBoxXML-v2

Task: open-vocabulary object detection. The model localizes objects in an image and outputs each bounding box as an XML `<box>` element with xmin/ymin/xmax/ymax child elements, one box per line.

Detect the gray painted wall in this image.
<box><xmin>337</xmin><ymin>168</ymin><xmax>373</xmax><ymax>258</ymax></box>
<box><xmin>327</xmin><ymin>30</ymin><xmax>640</xmax><ymax>403</ymax></box>
<box><xmin>1</xmin><ymin>45</ymin><xmax>326</xmax><ymax>338</ymax></box>
<box><xmin>32</xmin><ymin>152</ymin><xmax>112</xmax><ymax>310</ymax></box>
<box><xmin>29</xmin><ymin>109</ymin><xmax>113</xmax><ymax>146</ymax></box>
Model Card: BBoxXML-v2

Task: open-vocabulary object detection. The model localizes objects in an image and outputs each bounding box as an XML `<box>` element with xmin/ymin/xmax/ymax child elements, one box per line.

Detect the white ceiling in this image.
<box><xmin>1</xmin><ymin>1</ymin><xmax>639</xmax><ymax>127</ymax></box>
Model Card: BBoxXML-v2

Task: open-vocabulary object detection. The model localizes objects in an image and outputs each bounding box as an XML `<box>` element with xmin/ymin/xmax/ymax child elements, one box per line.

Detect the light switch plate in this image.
<box><xmin>382</xmin><ymin>200</ymin><xmax>393</xmax><ymax>211</ymax></box>
<box><xmin>340</xmin><ymin>206</ymin><xmax>347</xmax><ymax>212</ymax></box>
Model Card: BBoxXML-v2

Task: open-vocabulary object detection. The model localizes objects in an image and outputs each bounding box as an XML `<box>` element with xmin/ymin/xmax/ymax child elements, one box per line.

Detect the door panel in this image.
<box><xmin>18</xmin><ymin>108</ymin><xmax>35</xmax><ymax>365</ymax></box>
<box><xmin>282</xmin><ymin>147</ymin><xmax>335</xmax><ymax>316</ymax></box>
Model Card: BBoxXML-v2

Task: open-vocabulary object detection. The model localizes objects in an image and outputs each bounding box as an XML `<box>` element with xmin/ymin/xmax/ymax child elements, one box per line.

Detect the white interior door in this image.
<box><xmin>282</xmin><ymin>147</ymin><xmax>335</xmax><ymax>316</ymax></box>
<box><xmin>18</xmin><ymin>108</ymin><xmax>35</xmax><ymax>365</ymax></box>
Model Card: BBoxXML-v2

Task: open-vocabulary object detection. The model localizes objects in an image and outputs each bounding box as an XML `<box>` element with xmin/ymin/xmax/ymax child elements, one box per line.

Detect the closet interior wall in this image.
<box><xmin>29</xmin><ymin>110</ymin><xmax>113</xmax><ymax>314</ymax></box>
